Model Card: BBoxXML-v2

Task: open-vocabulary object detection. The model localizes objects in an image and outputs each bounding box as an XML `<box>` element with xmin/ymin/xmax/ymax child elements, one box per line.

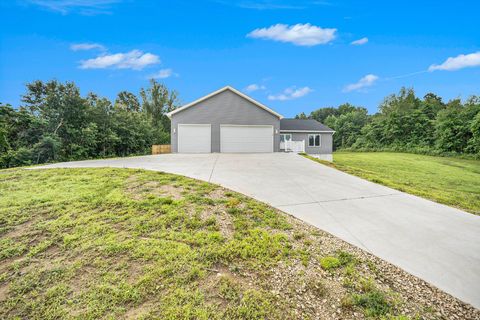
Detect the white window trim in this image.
<box><xmin>280</xmin><ymin>133</ymin><xmax>292</xmax><ymax>142</ymax></box>
<box><xmin>308</xmin><ymin>134</ymin><xmax>321</xmax><ymax>147</ymax></box>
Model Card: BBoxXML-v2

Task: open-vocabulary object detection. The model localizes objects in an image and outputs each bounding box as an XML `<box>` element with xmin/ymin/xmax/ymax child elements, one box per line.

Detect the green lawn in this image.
<box><xmin>0</xmin><ymin>168</ymin><xmax>476</xmax><ymax>319</ymax></box>
<box><xmin>327</xmin><ymin>152</ymin><xmax>480</xmax><ymax>215</ymax></box>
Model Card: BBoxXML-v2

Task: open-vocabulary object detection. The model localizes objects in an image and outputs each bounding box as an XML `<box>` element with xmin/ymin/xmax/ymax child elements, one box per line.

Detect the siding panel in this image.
<box><xmin>282</xmin><ymin>132</ymin><xmax>333</xmax><ymax>154</ymax></box>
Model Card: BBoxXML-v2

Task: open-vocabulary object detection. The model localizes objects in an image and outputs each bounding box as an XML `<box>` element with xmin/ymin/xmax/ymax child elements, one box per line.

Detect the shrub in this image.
<box><xmin>8</xmin><ymin>147</ymin><xmax>34</xmax><ymax>167</ymax></box>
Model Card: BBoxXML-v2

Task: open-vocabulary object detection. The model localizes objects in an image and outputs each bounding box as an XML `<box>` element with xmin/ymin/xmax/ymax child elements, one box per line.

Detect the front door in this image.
<box><xmin>280</xmin><ymin>134</ymin><xmax>292</xmax><ymax>150</ymax></box>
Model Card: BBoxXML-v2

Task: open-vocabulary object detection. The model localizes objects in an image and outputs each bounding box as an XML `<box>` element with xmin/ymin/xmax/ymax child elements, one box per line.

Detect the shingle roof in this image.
<box><xmin>280</xmin><ymin>118</ymin><xmax>334</xmax><ymax>132</ymax></box>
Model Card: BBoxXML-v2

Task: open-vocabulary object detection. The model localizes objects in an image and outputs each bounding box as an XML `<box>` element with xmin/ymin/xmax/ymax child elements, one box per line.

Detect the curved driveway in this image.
<box><xmin>35</xmin><ymin>153</ymin><xmax>480</xmax><ymax>308</ymax></box>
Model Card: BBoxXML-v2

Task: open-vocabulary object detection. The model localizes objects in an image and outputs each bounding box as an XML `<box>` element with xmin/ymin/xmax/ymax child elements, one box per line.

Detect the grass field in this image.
<box><xmin>0</xmin><ymin>168</ymin><xmax>477</xmax><ymax>319</ymax></box>
<box><xmin>321</xmin><ymin>152</ymin><xmax>480</xmax><ymax>215</ymax></box>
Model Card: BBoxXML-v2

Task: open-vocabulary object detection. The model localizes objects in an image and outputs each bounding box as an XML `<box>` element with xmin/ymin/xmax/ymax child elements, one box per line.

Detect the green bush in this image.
<box><xmin>9</xmin><ymin>147</ymin><xmax>34</xmax><ymax>167</ymax></box>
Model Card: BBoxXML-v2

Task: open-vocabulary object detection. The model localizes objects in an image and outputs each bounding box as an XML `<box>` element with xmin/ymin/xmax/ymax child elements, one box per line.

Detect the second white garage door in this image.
<box><xmin>220</xmin><ymin>125</ymin><xmax>273</xmax><ymax>153</ymax></box>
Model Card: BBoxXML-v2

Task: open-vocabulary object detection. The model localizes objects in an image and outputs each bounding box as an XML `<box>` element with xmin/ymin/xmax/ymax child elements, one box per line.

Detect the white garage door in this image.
<box><xmin>220</xmin><ymin>125</ymin><xmax>273</xmax><ymax>153</ymax></box>
<box><xmin>178</xmin><ymin>124</ymin><xmax>211</xmax><ymax>153</ymax></box>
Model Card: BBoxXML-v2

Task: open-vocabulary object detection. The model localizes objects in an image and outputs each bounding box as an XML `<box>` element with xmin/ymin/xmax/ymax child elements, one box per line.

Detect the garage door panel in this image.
<box><xmin>220</xmin><ymin>125</ymin><xmax>273</xmax><ymax>153</ymax></box>
<box><xmin>178</xmin><ymin>124</ymin><xmax>211</xmax><ymax>153</ymax></box>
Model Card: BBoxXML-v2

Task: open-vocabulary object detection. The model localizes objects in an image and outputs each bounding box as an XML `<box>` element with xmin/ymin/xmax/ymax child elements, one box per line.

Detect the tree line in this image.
<box><xmin>297</xmin><ymin>88</ymin><xmax>480</xmax><ymax>157</ymax></box>
<box><xmin>0</xmin><ymin>79</ymin><xmax>178</xmax><ymax>168</ymax></box>
<box><xmin>2</xmin><ymin>83</ymin><xmax>479</xmax><ymax>169</ymax></box>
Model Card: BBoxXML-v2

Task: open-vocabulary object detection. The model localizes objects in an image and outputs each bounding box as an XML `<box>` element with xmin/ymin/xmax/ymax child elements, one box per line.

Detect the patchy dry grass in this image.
<box><xmin>0</xmin><ymin>168</ymin><xmax>478</xmax><ymax>319</ymax></box>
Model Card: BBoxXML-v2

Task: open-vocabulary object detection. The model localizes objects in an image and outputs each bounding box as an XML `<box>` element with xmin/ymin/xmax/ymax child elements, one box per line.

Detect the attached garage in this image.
<box><xmin>168</xmin><ymin>86</ymin><xmax>283</xmax><ymax>153</ymax></box>
<box><xmin>167</xmin><ymin>86</ymin><xmax>334</xmax><ymax>158</ymax></box>
<box><xmin>177</xmin><ymin>124</ymin><xmax>211</xmax><ymax>153</ymax></box>
<box><xmin>220</xmin><ymin>125</ymin><xmax>273</xmax><ymax>153</ymax></box>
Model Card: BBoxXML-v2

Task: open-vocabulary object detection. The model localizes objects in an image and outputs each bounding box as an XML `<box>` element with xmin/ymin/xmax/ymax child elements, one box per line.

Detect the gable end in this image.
<box><xmin>167</xmin><ymin>86</ymin><xmax>283</xmax><ymax>119</ymax></box>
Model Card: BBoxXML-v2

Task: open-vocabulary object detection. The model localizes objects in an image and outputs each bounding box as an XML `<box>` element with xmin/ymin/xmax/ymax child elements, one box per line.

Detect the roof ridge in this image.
<box><xmin>166</xmin><ymin>86</ymin><xmax>283</xmax><ymax>119</ymax></box>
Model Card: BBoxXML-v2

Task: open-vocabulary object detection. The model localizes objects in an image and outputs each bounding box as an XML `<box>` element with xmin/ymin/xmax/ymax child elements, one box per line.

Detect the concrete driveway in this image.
<box><xmin>35</xmin><ymin>153</ymin><xmax>480</xmax><ymax>308</ymax></box>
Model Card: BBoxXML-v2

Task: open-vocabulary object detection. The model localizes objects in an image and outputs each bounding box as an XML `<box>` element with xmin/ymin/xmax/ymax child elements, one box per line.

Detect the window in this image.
<box><xmin>280</xmin><ymin>134</ymin><xmax>292</xmax><ymax>142</ymax></box>
<box><xmin>308</xmin><ymin>134</ymin><xmax>321</xmax><ymax>147</ymax></box>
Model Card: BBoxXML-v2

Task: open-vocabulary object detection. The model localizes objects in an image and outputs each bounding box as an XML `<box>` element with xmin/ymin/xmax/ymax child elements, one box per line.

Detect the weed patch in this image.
<box><xmin>348</xmin><ymin>290</ymin><xmax>393</xmax><ymax>317</ymax></box>
<box><xmin>320</xmin><ymin>256</ymin><xmax>341</xmax><ymax>270</ymax></box>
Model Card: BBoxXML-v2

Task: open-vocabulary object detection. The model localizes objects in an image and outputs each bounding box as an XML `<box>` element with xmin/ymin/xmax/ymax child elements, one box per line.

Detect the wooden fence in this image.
<box><xmin>152</xmin><ymin>144</ymin><xmax>171</xmax><ymax>155</ymax></box>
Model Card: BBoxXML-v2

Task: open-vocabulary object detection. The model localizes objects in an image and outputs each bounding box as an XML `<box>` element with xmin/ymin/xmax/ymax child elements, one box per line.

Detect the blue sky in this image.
<box><xmin>1</xmin><ymin>0</ymin><xmax>479</xmax><ymax>117</ymax></box>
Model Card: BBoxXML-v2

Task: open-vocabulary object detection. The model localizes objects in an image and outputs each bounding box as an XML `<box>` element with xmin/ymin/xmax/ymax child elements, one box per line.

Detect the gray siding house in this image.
<box><xmin>167</xmin><ymin>86</ymin><xmax>334</xmax><ymax>160</ymax></box>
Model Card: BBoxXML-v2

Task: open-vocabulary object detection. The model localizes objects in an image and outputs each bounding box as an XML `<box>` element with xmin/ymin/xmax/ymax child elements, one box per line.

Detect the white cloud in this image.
<box><xmin>428</xmin><ymin>52</ymin><xmax>480</xmax><ymax>71</ymax></box>
<box><xmin>351</xmin><ymin>37</ymin><xmax>368</xmax><ymax>45</ymax></box>
<box><xmin>79</xmin><ymin>50</ymin><xmax>160</xmax><ymax>70</ymax></box>
<box><xmin>27</xmin><ymin>0</ymin><xmax>121</xmax><ymax>15</ymax></box>
<box><xmin>245</xmin><ymin>84</ymin><xmax>266</xmax><ymax>92</ymax></box>
<box><xmin>247</xmin><ymin>23</ymin><xmax>337</xmax><ymax>46</ymax></box>
<box><xmin>70</xmin><ymin>43</ymin><xmax>105</xmax><ymax>51</ymax></box>
<box><xmin>148</xmin><ymin>68</ymin><xmax>176</xmax><ymax>79</ymax></box>
<box><xmin>268</xmin><ymin>86</ymin><xmax>313</xmax><ymax>101</ymax></box>
<box><xmin>343</xmin><ymin>74</ymin><xmax>379</xmax><ymax>92</ymax></box>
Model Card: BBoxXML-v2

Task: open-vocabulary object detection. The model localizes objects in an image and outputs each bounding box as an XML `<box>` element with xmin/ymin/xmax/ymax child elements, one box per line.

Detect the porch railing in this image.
<box><xmin>284</xmin><ymin>140</ymin><xmax>305</xmax><ymax>153</ymax></box>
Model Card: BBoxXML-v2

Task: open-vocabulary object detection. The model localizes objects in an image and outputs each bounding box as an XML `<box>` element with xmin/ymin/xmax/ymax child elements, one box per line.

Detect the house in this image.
<box><xmin>166</xmin><ymin>86</ymin><xmax>334</xmax><ymax>161</ymax></box>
